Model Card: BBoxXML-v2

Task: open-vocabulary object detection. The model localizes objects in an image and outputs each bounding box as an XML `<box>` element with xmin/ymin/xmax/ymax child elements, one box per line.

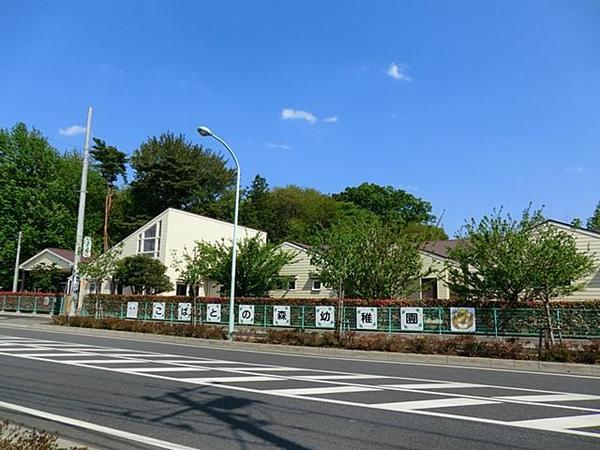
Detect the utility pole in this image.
<box><xmin>12</xmin><ymin>231</ymin><xmax>22</xmax><ymax>292</ymax></box>
<box><xmin>70</xmin><ymin>106</ymin><xmax>93</xmax><ymax>315</ymax></box>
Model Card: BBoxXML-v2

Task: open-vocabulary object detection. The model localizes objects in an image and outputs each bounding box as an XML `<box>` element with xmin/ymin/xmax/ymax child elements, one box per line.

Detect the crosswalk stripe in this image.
<box><xmin>496</xmin><ymin>394</ymin><xmax>600</xmax><ymax>402</ymax></box>
<box><xmin>60</xmin><ymin>359</ymin><xmax>147</xmax><ymax>364</ymax></box>
<box><xmin>183</xmin><ymin>376</ymin><xmax>280</xmax><ymax>383</ymax></box>
<box><xmin>14</xmin><ymin>353</ymin><xmax>89</xmax><ymax>357</ymax></box>
<box><xmin>512</xmin><ymin>413</ymin><xmax>600</xmax><ymax>430</ymax></box>
<box><xmin>374</xmin><ymin>398</ymin><xmax>500</xmax><ymax>411</ymax></box>
<box><xmin>119</xmin><ymin>367</ymin><xmax>210</xmax><ymax>373</ymax></box>
<box><xmin>265</xmin><ymin>386</ymin><xmax>382</xmax><ymax>395</ymax></box>
<box><xmin>214</xmin><ymin>366</ymin><xmax>305</xmax><ymax>372</ymax></box>
<box><xmin>382</xmin><ymin>383</ymin><xmax>484</xmax><ymax>390</ymax></box>
<box><xmin>296</xmin><ymin>374</ymin><xmax>386</xmax><ymax>380</ymax></box>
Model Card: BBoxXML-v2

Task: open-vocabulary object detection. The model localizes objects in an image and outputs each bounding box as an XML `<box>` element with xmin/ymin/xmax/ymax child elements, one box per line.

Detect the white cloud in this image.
<box><xmin>265</xmin><ymin>142</ymin><xmax>292</xmax><ymax>150</ymax></box>
<box><xmin>323</xmin><ymin>115</ymin><xmax>338</xmax><ymax>123</ymax></box>
<box><xmin>565</xmin><ymin>166</ymin><xmax>584</xmax><ymax>173</ymax></box>
<box><xmin>281</xmin><ymin>108</ymin><xmax>317</xmax><ymax>124</ymax></box>
<box><xmin>58</xmin><ymin>125</ymin><xmax>86</xmax><ymax>136</ymax></box>
<box><xmin>386</xmin><ymin>63</ymin><xmax>411</xmax><ymax>82</ymax></box>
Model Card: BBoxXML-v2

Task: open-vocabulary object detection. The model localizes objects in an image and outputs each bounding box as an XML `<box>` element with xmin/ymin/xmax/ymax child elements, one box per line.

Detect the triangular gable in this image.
<box><xmin>19</xmin><ymin>248</ymin><xmax>73</xmax><ymax>271</ymax></box>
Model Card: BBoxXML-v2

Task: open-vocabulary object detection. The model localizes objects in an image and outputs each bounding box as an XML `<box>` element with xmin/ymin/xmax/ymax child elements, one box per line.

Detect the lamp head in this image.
<box><xmin>197</xmin><ymin>126</ymin><xmax>213</xmax><ymax>137</ymax></box>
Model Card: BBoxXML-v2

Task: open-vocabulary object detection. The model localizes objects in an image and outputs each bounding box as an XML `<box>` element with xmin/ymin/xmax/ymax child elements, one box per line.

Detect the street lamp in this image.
<box><xmin>197</xmin><ymin>126</ymin><xmax>240</xmax><ymax>339</ymax></box>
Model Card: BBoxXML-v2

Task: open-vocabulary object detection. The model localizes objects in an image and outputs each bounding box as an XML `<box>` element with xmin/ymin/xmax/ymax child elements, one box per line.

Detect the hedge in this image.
<box><xmin>53</xmin><ymin>316</ymin><xmax>600</xmax><ymax>364</ymax></box>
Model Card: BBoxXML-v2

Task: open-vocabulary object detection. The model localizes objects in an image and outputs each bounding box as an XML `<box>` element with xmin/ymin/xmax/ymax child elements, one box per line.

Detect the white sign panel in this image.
<box><xmin>273</xmin><ymin>305</ymin><xmax>291</xmax><ymax>326</ymax></box>
<box><xmin>356</xmin><ymin>307</ymin><xmax>377</xmax><ymax>330</ymax></box>
<box><xmin>315</xmin><ymin>306</ymin><xmax>335</xmax><ymax>328</ymax></box>
<box><xmin>400</xmin><ymin>307</ymin><xmax>424</xmax><ymax>331</ymax></box>
<box><xmin>206</xmin><ymin>304</ymin><xmax>222</xmax><ymax>323</ymax></box>
<box><xmin>238</xmin><ymin>305</ymin><xmax>255</xmax><ymax>325</ymax></box>
<box><xmin>126</xmin><ymin>301</ymin><xmax>138</xmax><ymax>319</ymax></box>
<box><xmin>82</xmin><ymin>236</ymin><xmax>92</xmax><ymax>258</ymax></box>
<box><xmin>152</xmin><ymin>302</ymin><xmax>166</xmax><ymax>320</ymax></box>
<box><xmin>177</xmin><ymin>302</ymin><xmax>192</xmax><ymax>321</ymax></box>
<box><xmin>450</xmin><ymin>307</ymin><xmax>476</xmax><ymax>333</ymax></box>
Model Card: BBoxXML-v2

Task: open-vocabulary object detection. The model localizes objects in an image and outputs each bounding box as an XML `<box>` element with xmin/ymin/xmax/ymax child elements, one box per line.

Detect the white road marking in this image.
<box><xmin>59</xmin><ymin>359</ymin><xmax>146</xmax><ymax>364</ymax></box>
<box><xmin>14</xmin><ymin>353</ymin><xmax>88</xmax><ymax>357</ymax></box>
<box><xmin>266</xmin><ymin>386</ymin><xmax>382</xmax><ymax>395</ymax></box>
<box><xmin>183</xmin><ymin>376</ymin><xmax>281</xmax><ymax>383</ymax></box>
<box><xmin>213</xmin><ymin>366</ymin><xmax>307</xmax><ymax>372</ymax></box>
<box><xmin>0</xmin><ymin>400</ymin><xmax>202</xmax><ymax>450</ymax></box>
<box><xmin>512</xmin><ymin>413</ymin><xmax>600</xmax><ymax>430</ymax></box>
<box><xmin>296</xmin><ymin>374</ymin><xmax>386</xmax><ymax>380</ymax></box>
<box><xmin>2</xmin><ymin>334</ymin><xmax>600</xmax><ymax>439</ymax></box>
<box><xmin>3</xmin><ymin>325</ymin><xmax>598</xmax><ymax>380</ymax></box>
<box><xmin>496</xmin><ymin>394</ymin><xmax>600</xmax><ymax>402</ymax></box>
<box><xmin>119</xmin><ymin>367</ymin><xmax>210</xmax><ymax>373</ymax></box>
<box><xmin>375</xmin><ymin>398</ymin><xmax>500</xmax><ymax>410</ymax></box>
<box><xmin>382</xmin><ymin>383</ymin><xmax>484</xmax><ymax>390</ymax></box>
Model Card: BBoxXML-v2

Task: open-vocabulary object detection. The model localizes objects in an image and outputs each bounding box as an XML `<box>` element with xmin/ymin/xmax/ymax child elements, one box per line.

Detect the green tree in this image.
<box><xmin>528</xmin><ymin>226</ymin><xmax>595</xmax><ymax>344</ymax></box>
<box><xmin>447</xmin><ymin>208</ymin><xmax>595</xmax><ymax>343</ymax></box>
<box><xmin>240</xmin><ymin>174</ymin><xmax>270</xmax><ymax>230</ymax></box>
<box><xmin>27</xmin><ymin>263</ymin><xmax>64</xmax><ymax>292</ymax></box>
<box><xmin>129</xmin><ymin>132</ymin><xmax>235</xmax><ymax>222</ymax></box>
<box><xmin>79</xmin><ymin>245</ymin><xmax>123</xmax><ymax>294</ymax></box>
<box><xmin>114</xmin><ymin>255</ymin><xmax>172</xmax><ymax>294</ymax></box>
<box><xmin>260</xmin><ymin>186</ymin><xmax>344</xmax><ymax>243</ymax></box>
<box><xmin>588</xmin><ymin>202</ymin><xmax>600</xmax><ymax>232</ymax></box>
<box><xmin>334</xmin><ymin>182</ymin><xmax>436</xmax><ymax>226</ymax></box>
<box><xmin>0</xmin><ymin>123</ymin><xmax>105</xmax><ymax>289</ymax></box>
<box><xmin>90</xmin><ymin>138</ymin><xmax>128</xmax><ymax>251</ymax></box>
<box><xmin>310</xmin><ymin>218</ymin><xmax>425</xmax><ymax>299</ymax></box>
<box><xmin>182</xmin><ymin>236</ymin><xmax>295</xmax><ymax>297</ymax></box>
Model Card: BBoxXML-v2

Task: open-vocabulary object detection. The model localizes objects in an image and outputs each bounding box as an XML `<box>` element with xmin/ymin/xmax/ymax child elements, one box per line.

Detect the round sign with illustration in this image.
<box><xmin>450</xmin><ymin>307</ymin><xmax>476</xmax><ymax>333</ymax></box>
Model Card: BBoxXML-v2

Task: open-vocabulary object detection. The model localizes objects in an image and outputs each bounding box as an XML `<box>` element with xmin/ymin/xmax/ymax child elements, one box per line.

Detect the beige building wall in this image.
<box><xmin>101</xmin><ymin>208</ymin><xmax>266</xmax><ymax>296</ymax></box>
<box><xmin>546</xmin><ymin>222</ymin><xmax>600</xmax><ymax>301</ymax></box>
<box><xmin>20</xmin><ymin>251</ymin><xmax>72</xmax><ymax>271</ymax></box>
<box><xmin>269</xmin><ymin>242</ymin><xmax>336</xmax><ymax>299</ymax></box>
<box><xmin>419</xmin><ymin>251</ymin><xmax>451</xmax><ymax>300</ymax></box>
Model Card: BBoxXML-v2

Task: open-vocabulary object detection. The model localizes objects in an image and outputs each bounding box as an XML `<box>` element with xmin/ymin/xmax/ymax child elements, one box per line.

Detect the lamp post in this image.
<box><xmin>197</xmin><ymin>126</ymin><xmax>240</xmax><ymax>339</ymax></box>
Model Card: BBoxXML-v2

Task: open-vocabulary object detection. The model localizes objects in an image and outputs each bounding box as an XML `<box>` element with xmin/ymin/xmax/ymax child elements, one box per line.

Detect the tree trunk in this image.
<box><xmin>543</xmin><ymin>299</ymin><xmax>556</xmax><ymax>346</ymax></box>
<box><xmin>103</xmin><ymin>187</ymin><xmax>113</xmax><ymax>252</ymax></box>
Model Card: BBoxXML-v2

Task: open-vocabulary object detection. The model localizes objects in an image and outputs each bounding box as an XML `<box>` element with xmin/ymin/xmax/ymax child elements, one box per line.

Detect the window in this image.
<box><xmin>137</xmin><ymin>221</ymin><xmax>162</xmax><ymax>258</ymax></box>
<box><xmin>274</xmin><ymin>276</ymin><xmax>296</xmax><ymax>290</ymax></box>
<box><xmin>421</xmin><ymin>277</ymin><xmax>438</xmax><ymax>300</ymax></box>
<box><xmin>176</xmin><ymin>283</ymin><xmax>188</xmax><ymax>296</ymax></box>
<box><xmin>311</xmin><ymin>280</ymin><xmax>321</xmax><ymax>292</ymax></box>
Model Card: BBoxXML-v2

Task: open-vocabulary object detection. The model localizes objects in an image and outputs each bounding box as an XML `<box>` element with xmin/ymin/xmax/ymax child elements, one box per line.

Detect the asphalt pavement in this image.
<box><xmin>0</xmin><ymin>317</ymin><xmax>599</xmax><ymax>449</ymax></box>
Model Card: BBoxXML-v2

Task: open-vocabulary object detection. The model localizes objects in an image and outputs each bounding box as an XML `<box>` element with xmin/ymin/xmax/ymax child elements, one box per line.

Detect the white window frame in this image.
<box><xmin>137</xmin><ymin>221</ymin><xmax>162</xmax><ymax>258</ymax></box>
<box><xmin>311</xmin><ymin>279</ymin><xmax>321</xmax><ymax>292</ymax></box>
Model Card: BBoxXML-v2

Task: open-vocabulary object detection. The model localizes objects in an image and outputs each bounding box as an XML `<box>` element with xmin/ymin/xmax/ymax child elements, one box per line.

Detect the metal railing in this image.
<box><xmin>81</xmin><ymin>301</ymin><xmax>600</xmax><ymax>339</ymax></box>
<box><xmin>0</xmin><ymin>295</ymin><xmax>63</xmax><ymax>316</ymax></box>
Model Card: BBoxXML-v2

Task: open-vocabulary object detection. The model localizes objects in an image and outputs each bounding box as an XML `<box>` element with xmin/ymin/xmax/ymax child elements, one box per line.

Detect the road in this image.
<box><xmin>0</xmin><ymin>320</ymin><xmax>599</xmax><ymax>449</ymax></box>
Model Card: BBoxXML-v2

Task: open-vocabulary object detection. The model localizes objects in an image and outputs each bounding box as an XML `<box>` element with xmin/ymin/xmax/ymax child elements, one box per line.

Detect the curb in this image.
<box><xmin>2</xmin><ymin>320</ymin><xmax>598</xmax><ymax>377</ymax></box>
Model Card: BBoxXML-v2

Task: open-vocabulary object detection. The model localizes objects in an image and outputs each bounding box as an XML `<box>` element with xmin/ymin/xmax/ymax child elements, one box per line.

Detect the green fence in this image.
<box><xmin>0</xmin><ymin>295</ymin><xmax>63</xmax><ymax>315</ymax></box>
<box><xmin>82</xmin><ymin>301</ymin><xmax>600</xmax><ymax>339</ymax></box>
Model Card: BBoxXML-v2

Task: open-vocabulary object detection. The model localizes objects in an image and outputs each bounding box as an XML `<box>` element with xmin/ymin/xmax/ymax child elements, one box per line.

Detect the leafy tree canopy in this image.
<box><xmin>0</xmin><ymin>123</ymin><xmax>105</xmax><ymax>289</ymax></box>
<box><xmin>310</xmin><ymin>216</ymin><xmax>425</xmax><ymax>299</ymax></box>
<box><xmin>177</xmin><ymin>236</ymin><xmax>295</xmax><ymax>297</ymax></box>
<box><xmin>258</xmin><ymin>185</ymin><xmax>345</xmax><ymax>244</ymax></box>
<box><xmin>114</xmin><ymin>254</ymin><xmax>172</xmax><ymax>294</ymax></box>
<box><xmin>334</xmin><ymin>182</ymin><xmax>436</xmax><ymax>226</ymax></box>
<box><xmin>588</xmin><ymin>201</ymin><xmax>600</xmax><ymax>232</ymax></box>
<box><xmin>129</xmin><ymin>132</ymin><xmax>235</xmax><ymax>223</ymax></box>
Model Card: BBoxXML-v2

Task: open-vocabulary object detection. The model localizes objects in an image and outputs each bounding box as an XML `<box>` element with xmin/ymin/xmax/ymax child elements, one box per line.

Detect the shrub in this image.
<box><xmin>0</xmin><ymin>420</ymin><xmax>85</xmax><ymax>450</ymax></box>
<box><xmin>53</xmin><ymin>317</ymin><xmax>599</xmax><ymax>364</ymax></box>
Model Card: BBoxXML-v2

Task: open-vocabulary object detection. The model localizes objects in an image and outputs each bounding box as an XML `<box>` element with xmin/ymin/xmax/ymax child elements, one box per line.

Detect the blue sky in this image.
<box><xmin>1</xmin><ymin>1</ymin><xmax>599</xmax><ymax>235</ymax></box>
